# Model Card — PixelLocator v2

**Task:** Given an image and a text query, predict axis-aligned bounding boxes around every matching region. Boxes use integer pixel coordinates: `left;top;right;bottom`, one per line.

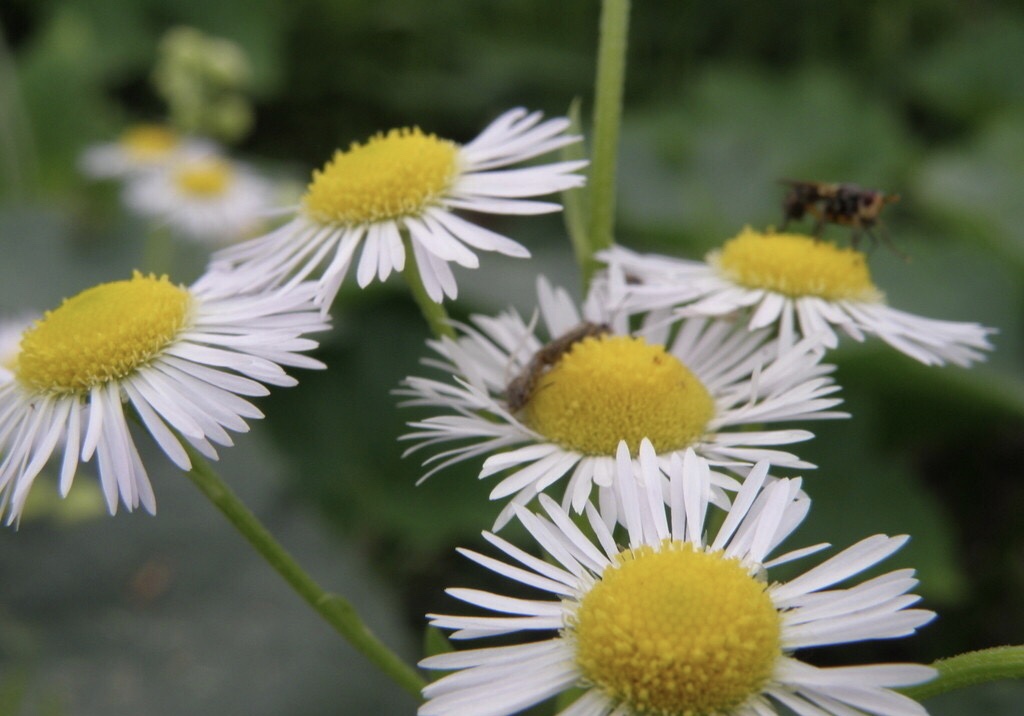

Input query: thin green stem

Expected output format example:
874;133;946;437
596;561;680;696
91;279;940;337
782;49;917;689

182;444;426;699
560;99;592;289
899;646;1024;701
584;0;630;285
401;234;456;339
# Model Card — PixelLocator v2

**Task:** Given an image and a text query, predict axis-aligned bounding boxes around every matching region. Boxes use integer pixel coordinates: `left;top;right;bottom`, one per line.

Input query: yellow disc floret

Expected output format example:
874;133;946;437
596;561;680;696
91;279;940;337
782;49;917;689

174;157;233;197
119;124;180;160
16;273;192;395
524;335;714;456
573;542;781;715
302;127;459;224
712;227;883;301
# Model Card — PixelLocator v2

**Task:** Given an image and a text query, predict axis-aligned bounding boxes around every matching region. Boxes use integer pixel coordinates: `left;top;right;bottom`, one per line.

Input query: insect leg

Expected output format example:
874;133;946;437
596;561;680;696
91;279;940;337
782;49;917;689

875;226;910;262
812;216;825;239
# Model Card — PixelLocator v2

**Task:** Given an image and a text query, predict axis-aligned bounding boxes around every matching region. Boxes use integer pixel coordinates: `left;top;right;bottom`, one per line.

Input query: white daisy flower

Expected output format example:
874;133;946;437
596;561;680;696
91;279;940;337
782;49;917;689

599;228;996;366
79;123;217;179
207;107;587;308
399;277;846;529
420;439;936;716
124;154;277;244
0;271;329;524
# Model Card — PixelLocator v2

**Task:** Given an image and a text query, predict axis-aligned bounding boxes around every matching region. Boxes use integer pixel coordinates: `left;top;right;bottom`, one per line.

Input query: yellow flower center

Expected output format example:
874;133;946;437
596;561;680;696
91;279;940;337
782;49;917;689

174;158;233;197
524;335;714;456
572;542;780;715
302;127;458;224
119;124;180;160
16;273;192;395
711;227;883;301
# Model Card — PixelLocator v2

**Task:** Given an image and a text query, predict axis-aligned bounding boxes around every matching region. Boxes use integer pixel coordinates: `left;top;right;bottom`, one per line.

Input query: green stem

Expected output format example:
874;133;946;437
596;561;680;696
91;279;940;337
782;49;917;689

182;444;426;699
900;646;1024;701
401;234;456;339
584;0;630;283
560;99;593;289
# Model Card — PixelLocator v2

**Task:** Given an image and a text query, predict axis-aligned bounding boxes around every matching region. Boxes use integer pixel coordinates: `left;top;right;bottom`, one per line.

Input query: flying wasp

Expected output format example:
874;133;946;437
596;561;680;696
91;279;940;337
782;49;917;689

779;180;902;254
505;322;611;413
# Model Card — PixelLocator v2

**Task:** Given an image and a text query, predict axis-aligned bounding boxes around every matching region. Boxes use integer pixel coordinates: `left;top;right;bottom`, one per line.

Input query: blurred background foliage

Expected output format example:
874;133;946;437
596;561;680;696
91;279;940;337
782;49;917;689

0;0;1022;714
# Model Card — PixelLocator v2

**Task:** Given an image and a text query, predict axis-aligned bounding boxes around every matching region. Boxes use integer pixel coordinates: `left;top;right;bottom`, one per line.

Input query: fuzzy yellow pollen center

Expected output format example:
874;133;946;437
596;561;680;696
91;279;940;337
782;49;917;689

712;228;883;301
524;335;714;456
573;542;781;714
120;125;180;160
174;158;233;197
302;127;459;224
16;273;192;394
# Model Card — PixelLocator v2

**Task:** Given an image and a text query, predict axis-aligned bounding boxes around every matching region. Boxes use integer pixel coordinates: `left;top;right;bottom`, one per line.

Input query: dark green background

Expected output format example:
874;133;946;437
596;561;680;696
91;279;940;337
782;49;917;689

1;1;1022;713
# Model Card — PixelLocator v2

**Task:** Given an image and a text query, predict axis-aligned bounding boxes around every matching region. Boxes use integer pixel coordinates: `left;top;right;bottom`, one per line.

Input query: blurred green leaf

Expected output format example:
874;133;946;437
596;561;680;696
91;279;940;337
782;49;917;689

14;7;118;192
924;679;1024;716
913;113;1024;271
617;66;916;252
787;399;968;605
263;292;501;559
908;14;1024;125
20;474;106;526
0;668;29;716
867;228;1023;381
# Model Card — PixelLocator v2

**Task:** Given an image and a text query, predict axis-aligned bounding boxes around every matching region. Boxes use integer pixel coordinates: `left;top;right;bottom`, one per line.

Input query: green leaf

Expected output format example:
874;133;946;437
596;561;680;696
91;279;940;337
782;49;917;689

922;680;1024;716
262;292;500;556
783;385;968;605
913;113;1024;272
907;15;1024;125
12;7;118;193
0;668;30;716
616;66;915;253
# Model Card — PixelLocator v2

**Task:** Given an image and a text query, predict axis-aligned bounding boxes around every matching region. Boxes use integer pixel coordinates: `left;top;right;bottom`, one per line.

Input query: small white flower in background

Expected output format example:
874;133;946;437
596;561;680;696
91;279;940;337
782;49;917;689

124;154;277;244
79;123;217;179
0;271;329;524
420;439;936;716
399;277;846;529
207;108;587;308
599;228;995;366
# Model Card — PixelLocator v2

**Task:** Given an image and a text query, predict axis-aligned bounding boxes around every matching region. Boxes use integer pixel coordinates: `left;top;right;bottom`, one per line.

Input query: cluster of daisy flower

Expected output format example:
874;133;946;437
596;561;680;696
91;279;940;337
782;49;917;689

399;214;994;713
3;76;999;712
2;106;585;526
80;123;279;245
78;28;272;247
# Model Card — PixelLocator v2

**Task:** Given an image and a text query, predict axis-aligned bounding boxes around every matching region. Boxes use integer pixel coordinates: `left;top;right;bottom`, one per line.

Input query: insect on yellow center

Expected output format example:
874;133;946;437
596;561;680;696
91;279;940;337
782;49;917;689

712;227;883;301
302;127;459;225
174;157;234;197
524;335;714;456
119;125;180;160
16;273;193;395
572;542;781;715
